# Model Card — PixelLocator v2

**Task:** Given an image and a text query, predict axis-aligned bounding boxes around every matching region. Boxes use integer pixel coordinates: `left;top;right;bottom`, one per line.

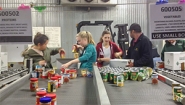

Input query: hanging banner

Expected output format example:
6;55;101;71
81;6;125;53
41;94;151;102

0;9;32;44
149;3;185;40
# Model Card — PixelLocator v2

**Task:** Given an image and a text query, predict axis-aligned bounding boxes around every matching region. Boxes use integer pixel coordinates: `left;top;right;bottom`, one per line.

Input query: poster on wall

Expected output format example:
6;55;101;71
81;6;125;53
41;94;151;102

0;9;32;44
45;27;61;48
149;3;185;41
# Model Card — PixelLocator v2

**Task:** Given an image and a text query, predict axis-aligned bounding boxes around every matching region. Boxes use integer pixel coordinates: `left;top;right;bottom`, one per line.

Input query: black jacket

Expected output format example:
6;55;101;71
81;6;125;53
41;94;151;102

125;34;154;68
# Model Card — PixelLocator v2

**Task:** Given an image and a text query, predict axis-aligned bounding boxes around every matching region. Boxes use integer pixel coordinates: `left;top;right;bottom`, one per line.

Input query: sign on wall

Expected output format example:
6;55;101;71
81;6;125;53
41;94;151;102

0;9;32;44
149;3;185;40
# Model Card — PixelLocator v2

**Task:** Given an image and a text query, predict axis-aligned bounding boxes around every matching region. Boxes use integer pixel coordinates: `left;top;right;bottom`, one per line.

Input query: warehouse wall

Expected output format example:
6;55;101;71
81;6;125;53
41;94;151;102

0;0;179;61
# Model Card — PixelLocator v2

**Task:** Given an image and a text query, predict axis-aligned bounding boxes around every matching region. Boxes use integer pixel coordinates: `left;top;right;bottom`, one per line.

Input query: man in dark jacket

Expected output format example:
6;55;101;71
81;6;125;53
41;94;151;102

125;23;154;68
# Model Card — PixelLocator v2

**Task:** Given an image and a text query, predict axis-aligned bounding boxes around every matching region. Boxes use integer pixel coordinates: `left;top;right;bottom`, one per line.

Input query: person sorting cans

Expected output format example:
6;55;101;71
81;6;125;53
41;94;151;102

96;30;123;67
125;23;153;68
22;32;65;69
61;31;97;76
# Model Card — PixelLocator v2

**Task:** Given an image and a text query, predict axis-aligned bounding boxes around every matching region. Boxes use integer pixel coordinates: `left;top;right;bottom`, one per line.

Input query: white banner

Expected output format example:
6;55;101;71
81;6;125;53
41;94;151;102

0;9;32;43
149;3;185;40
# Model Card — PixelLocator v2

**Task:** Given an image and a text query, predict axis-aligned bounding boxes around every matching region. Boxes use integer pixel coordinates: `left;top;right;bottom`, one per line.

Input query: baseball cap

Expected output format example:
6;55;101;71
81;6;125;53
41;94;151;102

128;23;142;32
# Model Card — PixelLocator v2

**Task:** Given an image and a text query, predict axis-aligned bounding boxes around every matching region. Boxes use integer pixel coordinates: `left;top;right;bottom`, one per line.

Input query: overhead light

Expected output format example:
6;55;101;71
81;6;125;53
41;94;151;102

68;0;76;2
85;0;93;2
101;0;110;2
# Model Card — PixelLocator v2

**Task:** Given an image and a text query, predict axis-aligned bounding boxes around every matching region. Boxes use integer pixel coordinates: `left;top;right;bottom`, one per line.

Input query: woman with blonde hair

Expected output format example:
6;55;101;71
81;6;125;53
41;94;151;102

61;31;97;76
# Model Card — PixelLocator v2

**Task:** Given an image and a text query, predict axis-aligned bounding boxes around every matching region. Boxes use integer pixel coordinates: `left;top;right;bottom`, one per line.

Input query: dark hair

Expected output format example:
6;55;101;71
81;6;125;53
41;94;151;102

99;30;111;42
33;33;49;45
128;23;142;33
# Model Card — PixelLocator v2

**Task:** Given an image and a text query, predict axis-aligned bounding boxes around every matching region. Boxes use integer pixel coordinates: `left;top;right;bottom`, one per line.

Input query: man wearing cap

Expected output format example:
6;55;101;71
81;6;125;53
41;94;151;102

125;23;154;68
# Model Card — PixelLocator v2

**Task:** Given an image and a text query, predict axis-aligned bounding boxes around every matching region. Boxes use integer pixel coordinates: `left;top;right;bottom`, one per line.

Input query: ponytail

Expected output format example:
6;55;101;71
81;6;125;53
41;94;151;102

77;31;95;45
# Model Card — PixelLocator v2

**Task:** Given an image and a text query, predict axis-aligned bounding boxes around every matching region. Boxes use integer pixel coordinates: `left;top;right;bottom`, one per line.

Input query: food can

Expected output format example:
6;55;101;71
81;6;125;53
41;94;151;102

172;82;180;95
107;72;110;82
123;71;129;80
130;71;138;81
102;72;108;82
173;86;182;101
117;75;124;87
109;73;114;84
74;53;79;58
137;72;145;82
63;73;70;84
114;74;119;84
81;69;87;77
48;80;56;93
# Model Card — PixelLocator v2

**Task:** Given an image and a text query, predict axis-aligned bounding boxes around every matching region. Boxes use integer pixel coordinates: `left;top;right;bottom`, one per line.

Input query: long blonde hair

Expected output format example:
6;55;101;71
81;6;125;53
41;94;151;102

76;31;95;45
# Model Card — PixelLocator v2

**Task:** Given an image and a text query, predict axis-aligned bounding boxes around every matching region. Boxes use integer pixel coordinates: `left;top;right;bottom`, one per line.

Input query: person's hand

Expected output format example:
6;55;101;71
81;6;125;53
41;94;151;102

114;52;120;58
126;61;134;67
97;58;102;63
39;60;46;66
61;62;71;69
59;48;65;53
75;44;83;49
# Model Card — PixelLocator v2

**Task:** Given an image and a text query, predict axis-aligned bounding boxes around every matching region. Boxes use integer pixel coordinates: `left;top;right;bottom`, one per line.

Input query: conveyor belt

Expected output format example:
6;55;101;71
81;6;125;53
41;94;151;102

1;77;97;105
104;79;182;105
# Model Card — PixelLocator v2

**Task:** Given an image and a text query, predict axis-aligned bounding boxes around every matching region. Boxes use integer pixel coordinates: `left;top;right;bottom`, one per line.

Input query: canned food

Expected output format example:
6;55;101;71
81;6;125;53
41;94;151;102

107;72;110;82
74;53;79;58
114;74;119;84
147;67;153;76
102;72;108;82
173;86;182;101
63;73;70;84
30;78;38;92
123;71;129;80
48;80;56;93
117;75;124;87
109;73;114;84
81;69;87;77
137;72;145;82
172;82;180;95
68;69;77;79
130;71;138;81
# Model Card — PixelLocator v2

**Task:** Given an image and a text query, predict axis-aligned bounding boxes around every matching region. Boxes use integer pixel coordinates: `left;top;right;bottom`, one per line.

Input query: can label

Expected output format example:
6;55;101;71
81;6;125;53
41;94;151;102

131;72;138;81
32;83;35;88
81;69;87;77
117;75;124;87
173;87;182;101
103;73;108;82
123;72;128;80
114;75;118;84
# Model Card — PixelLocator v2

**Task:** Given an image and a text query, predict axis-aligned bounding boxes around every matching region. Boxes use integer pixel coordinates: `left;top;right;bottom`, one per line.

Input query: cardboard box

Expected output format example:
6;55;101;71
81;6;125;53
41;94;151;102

164;52;185;70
